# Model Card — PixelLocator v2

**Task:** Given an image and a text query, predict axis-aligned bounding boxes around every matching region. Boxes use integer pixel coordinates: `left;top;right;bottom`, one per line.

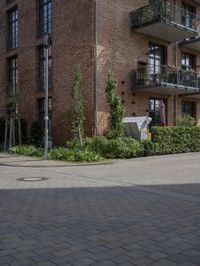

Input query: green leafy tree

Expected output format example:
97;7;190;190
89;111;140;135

105;71;125;138
69;66;85;147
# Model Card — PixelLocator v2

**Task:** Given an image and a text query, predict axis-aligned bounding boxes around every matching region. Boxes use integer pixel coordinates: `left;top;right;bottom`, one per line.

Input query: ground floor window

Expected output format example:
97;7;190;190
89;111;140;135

182;101;196;118
149;98;167;126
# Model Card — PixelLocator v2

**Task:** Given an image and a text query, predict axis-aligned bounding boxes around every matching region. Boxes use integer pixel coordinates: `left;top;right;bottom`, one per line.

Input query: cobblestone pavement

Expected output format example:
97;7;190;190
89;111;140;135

0;153;200;266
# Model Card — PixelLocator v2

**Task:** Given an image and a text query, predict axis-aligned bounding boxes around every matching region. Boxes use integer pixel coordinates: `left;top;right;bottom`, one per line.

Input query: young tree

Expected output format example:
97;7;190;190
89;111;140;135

70;66;85;147
105;71;125;138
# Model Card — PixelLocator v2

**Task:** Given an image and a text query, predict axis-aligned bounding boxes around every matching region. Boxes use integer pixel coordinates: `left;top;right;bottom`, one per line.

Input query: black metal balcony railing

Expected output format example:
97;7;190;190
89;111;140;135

132;65;200;92
131;0;200;33
6;0;15;5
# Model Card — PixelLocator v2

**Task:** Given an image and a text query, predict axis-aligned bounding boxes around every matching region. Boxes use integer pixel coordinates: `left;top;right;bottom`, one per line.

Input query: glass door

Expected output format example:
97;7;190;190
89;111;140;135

149;98;167;126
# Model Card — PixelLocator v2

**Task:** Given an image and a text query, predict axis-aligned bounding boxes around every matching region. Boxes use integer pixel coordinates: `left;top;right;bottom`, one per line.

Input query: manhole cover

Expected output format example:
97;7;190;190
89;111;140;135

17;177;48;182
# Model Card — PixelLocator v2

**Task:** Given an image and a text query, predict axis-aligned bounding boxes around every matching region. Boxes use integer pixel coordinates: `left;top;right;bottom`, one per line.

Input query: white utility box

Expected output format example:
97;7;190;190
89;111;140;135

123;116;152;141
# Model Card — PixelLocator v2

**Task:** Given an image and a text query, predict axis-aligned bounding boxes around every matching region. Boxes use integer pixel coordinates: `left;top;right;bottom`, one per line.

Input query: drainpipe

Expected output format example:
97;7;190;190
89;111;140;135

174;40;178;126
94;0;99;136
174;0;178;125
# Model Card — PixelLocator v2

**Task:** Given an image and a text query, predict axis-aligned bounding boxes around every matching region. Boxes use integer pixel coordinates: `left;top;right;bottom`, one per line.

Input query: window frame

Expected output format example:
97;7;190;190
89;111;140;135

38;45;52;90
38;0;52;36
7;56;18;95
182;100;196;118
7;7;18;51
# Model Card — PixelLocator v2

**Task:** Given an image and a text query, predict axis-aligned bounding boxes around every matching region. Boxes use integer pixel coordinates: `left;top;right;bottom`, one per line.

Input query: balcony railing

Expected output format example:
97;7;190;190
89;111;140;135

132;65;200;93
131;0;200;41
6;0;15;5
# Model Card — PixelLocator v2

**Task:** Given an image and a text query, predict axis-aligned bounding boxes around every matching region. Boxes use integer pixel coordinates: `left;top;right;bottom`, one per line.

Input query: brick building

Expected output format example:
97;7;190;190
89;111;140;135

0;0;200;145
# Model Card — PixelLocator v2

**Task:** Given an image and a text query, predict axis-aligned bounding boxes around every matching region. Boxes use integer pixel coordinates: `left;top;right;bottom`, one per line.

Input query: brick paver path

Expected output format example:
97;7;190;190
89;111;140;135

0;153;200;265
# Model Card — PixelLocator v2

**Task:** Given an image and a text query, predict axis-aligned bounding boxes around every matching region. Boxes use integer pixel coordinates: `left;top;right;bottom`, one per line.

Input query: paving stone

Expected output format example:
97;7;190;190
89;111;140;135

1;153;200;265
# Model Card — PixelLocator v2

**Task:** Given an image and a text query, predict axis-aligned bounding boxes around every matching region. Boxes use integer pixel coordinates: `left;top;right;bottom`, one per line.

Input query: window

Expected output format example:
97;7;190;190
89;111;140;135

182;3;195;29
7;56;18;94
38;97;53;138
38;46;52;90
182;101;196;117
148;43;166;75
149;98;167;126
7;8;18;50
182;53;196;70
38;0;52;36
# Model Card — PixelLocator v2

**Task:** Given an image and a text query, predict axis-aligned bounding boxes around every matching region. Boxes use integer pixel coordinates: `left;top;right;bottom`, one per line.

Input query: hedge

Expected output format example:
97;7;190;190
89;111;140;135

149;126;200;155
6;126;200;161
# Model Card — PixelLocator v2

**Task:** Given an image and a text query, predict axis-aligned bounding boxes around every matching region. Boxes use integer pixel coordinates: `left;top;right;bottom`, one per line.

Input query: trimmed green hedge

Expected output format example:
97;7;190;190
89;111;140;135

149;126;200;155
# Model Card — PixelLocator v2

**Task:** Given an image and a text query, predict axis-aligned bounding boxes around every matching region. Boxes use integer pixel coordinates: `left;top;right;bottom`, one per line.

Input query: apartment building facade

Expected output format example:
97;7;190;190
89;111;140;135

0;0;200;145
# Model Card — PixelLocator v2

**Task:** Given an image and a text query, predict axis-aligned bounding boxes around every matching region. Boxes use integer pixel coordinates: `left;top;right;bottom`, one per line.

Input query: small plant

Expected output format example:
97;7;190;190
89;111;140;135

68;66;85;147
177;115;195;127
105;71;125;138
48;148;103;162
10;145;44;157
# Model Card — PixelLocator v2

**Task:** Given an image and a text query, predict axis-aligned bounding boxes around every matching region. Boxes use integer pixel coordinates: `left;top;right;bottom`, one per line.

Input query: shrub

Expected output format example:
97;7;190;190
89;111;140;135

67;136;143;159
105;138;143;159
48;148;102;162
29;121;43;146
177;115;195;127
151;126;200;154
10;145;44;157
84;136;109;157
141;140;165;156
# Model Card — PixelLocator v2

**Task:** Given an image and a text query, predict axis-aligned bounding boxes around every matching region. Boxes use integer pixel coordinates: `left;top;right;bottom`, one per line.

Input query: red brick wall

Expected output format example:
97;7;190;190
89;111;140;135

1;0;200;145
0;0;95;145
96;0;200;132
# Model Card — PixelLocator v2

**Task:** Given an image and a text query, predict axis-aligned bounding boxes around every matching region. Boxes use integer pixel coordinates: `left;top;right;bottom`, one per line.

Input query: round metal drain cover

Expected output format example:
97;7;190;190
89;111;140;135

17;177;48;182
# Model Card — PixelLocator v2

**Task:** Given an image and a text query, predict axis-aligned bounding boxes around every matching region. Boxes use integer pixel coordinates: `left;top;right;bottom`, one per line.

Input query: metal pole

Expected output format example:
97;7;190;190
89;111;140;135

94;0;99;136
44;44;49;160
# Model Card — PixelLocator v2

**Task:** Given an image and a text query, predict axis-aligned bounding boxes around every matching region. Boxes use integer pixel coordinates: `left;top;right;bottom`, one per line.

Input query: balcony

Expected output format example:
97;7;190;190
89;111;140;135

132;65;200;96
131;1;200;42
6;0;15;5
180;36;200;52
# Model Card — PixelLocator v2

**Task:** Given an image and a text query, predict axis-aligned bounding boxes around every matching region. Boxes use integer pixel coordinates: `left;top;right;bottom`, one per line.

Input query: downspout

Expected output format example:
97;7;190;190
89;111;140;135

174;0;178;126
94;0;99;136
174;40;178;126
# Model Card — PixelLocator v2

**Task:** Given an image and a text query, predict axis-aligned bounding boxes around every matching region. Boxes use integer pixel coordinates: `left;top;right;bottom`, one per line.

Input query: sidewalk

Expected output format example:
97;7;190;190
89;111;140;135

0;153;112;168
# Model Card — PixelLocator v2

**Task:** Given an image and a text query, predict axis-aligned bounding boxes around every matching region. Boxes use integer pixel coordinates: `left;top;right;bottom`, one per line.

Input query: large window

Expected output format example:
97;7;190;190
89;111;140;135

7;56;18;94
38;0;52;36
38;46;52;90
148;43;166;75
182;52;196;70
7;8;18;50
182;101;196;118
